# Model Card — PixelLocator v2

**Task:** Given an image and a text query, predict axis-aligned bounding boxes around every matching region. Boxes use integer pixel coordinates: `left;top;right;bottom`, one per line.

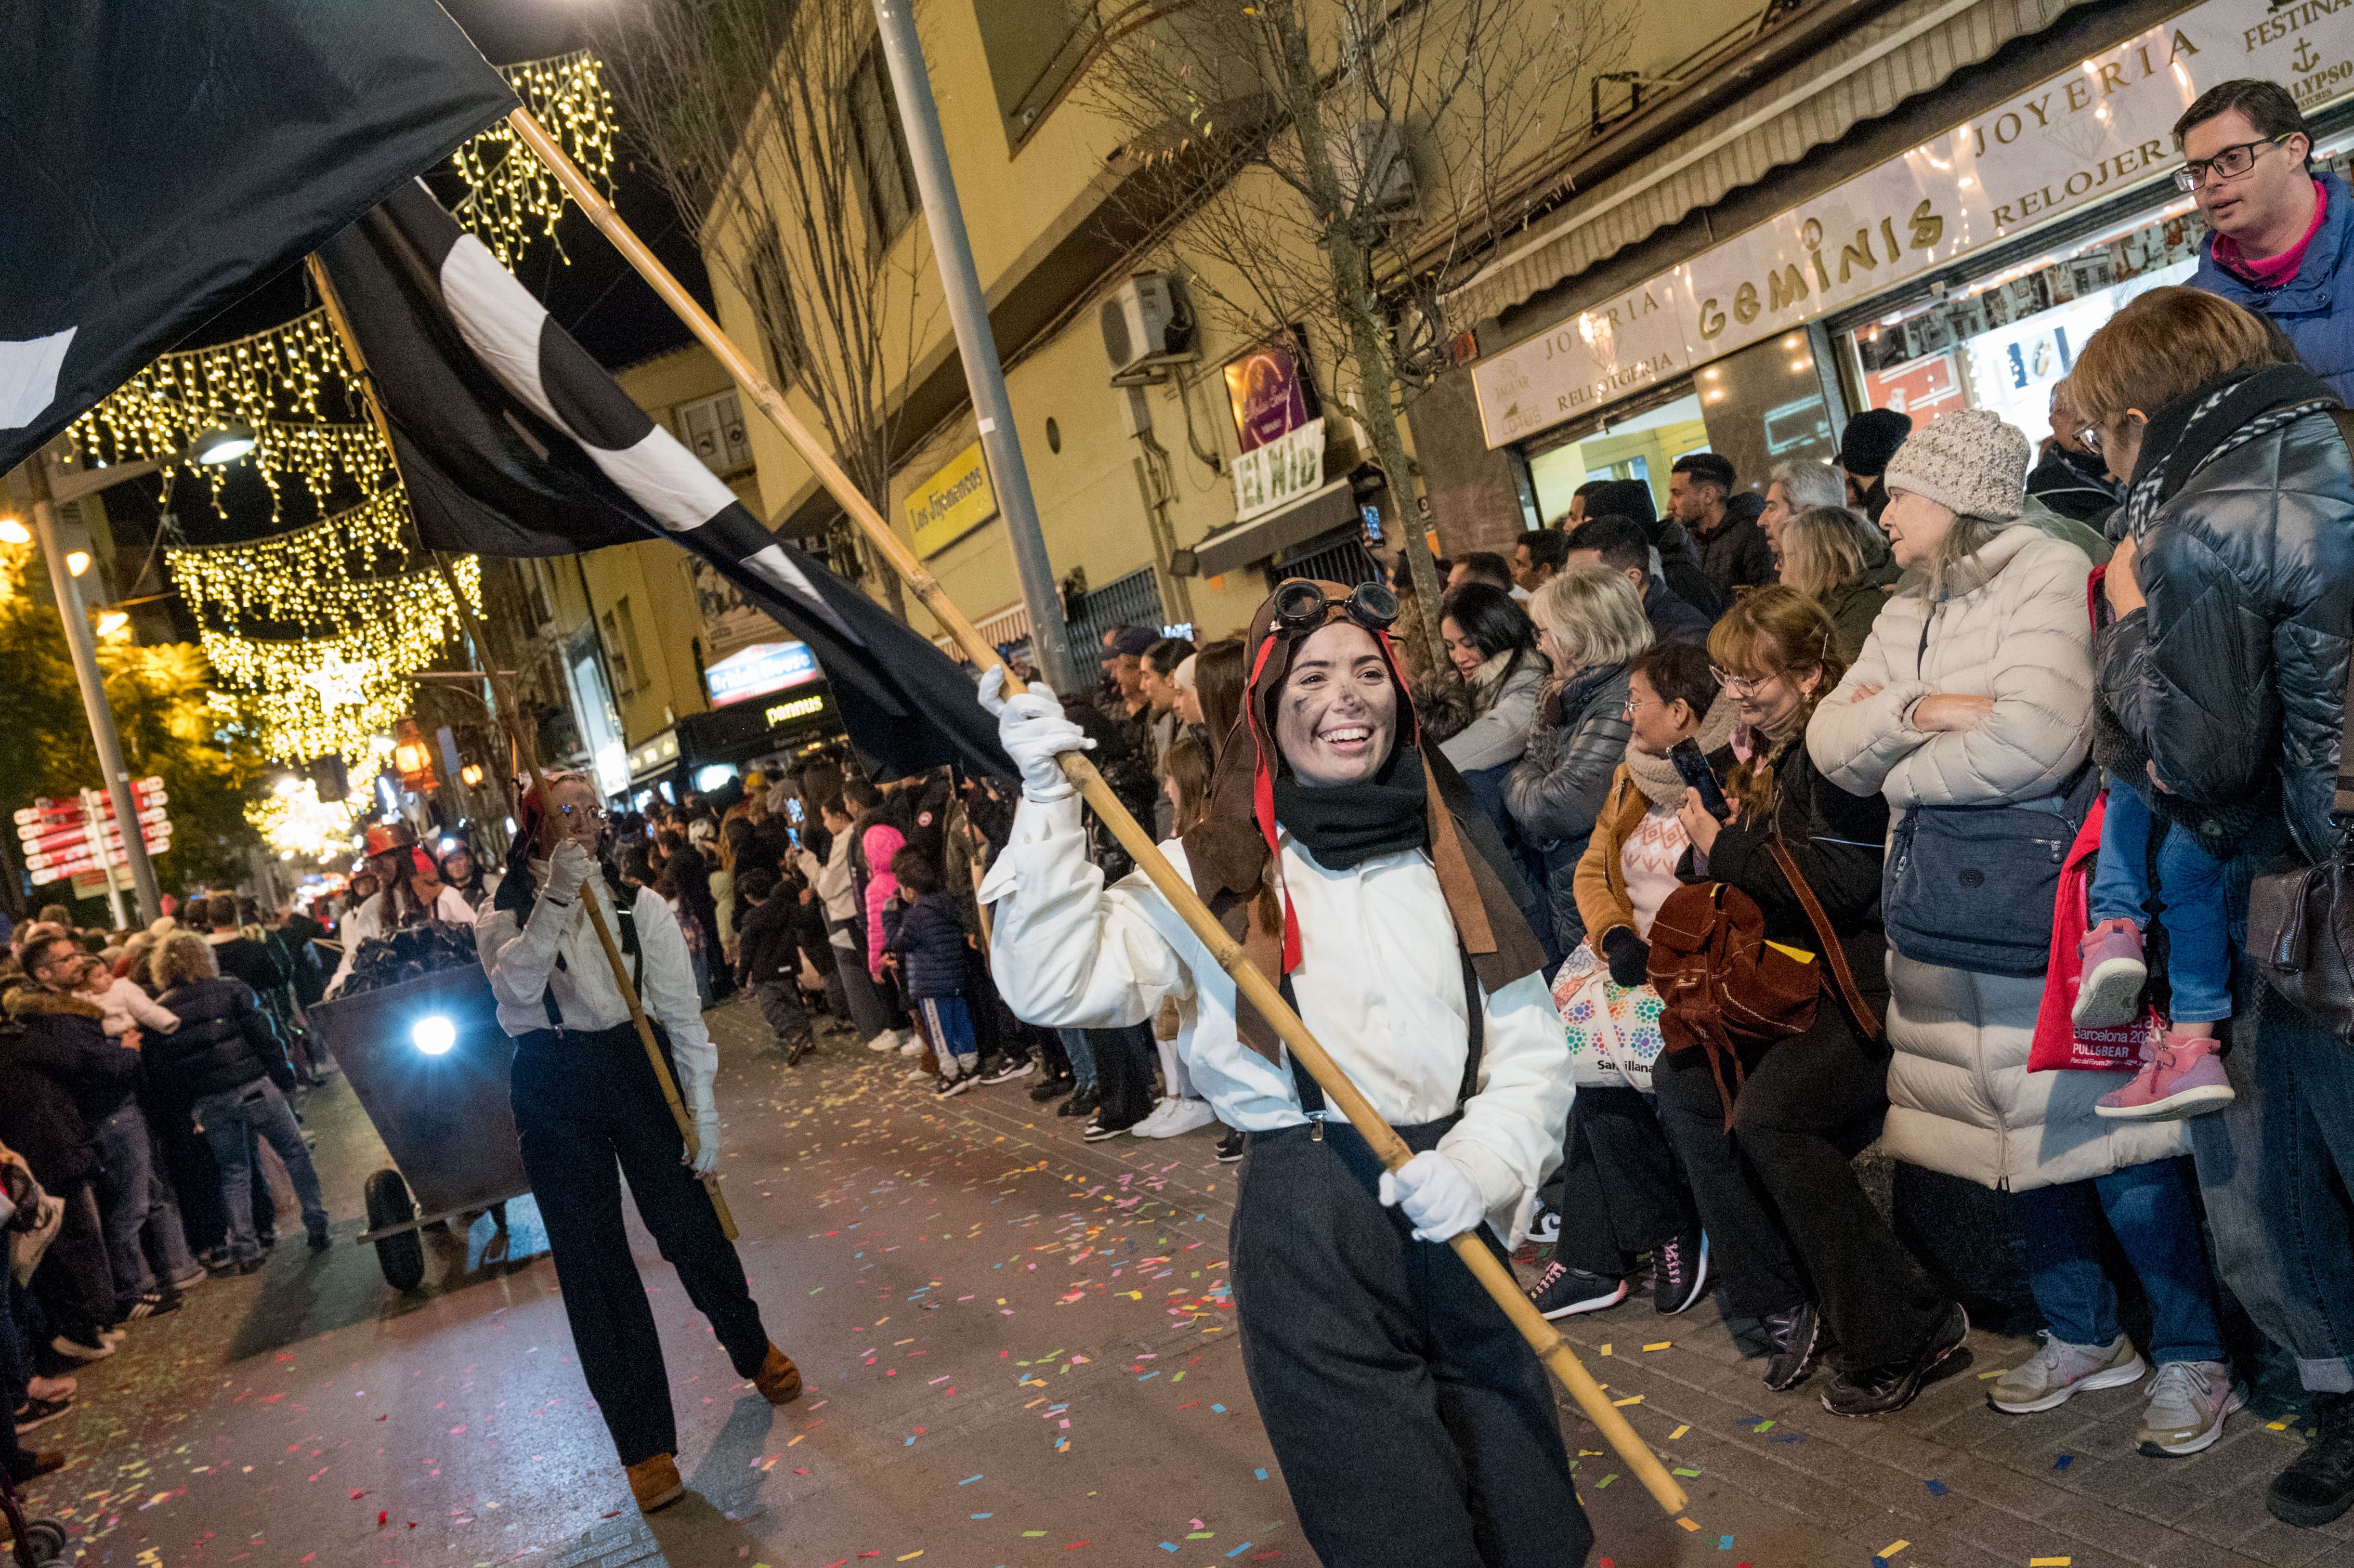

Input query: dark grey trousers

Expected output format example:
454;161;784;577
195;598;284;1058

1233;1117;1590;1568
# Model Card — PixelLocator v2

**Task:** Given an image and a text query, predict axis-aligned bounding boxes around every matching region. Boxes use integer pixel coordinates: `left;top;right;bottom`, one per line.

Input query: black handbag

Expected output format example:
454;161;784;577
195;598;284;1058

2244;411;2354;1038
1884;765;2098;978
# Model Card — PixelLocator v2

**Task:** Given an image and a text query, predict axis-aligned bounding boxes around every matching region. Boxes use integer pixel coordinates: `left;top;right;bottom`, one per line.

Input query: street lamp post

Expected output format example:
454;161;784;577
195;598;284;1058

24;451;164;926
870;0;1079;695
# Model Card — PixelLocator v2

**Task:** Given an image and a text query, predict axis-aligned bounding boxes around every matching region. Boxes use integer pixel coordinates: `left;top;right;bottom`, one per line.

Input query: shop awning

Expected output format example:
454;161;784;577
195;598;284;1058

1443;0;2052;328
1191;477;1359;580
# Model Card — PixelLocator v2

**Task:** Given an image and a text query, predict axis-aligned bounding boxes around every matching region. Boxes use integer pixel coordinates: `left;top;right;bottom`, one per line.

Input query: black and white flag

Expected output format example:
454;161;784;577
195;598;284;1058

316;182;1010;780
0;0;515;477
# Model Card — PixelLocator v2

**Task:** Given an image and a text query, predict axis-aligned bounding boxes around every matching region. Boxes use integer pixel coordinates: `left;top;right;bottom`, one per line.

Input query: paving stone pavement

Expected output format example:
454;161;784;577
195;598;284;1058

16;995;2346;1568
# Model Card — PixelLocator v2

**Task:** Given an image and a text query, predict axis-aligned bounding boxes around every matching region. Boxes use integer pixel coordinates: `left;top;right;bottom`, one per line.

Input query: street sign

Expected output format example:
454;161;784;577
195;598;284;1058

16;778;171;886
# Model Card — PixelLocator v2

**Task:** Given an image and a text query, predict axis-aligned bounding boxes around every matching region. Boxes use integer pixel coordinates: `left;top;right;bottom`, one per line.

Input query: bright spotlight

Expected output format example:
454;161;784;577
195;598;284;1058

66;551;90;577
411;1015;456;1056
0;519;28;544
192;422;258;466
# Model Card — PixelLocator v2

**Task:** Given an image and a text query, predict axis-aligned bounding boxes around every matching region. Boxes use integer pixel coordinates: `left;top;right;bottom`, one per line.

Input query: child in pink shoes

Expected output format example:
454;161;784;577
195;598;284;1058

2073;778;2234;1121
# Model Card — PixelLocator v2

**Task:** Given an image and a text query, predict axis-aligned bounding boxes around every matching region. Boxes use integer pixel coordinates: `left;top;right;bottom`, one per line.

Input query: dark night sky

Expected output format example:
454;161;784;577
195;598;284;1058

103;0;711;611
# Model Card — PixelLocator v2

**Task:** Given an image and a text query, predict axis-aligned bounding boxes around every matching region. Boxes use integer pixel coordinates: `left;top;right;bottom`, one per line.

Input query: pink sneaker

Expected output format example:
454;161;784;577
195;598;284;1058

2073;918;2148;1029
2095;1032;2234;1121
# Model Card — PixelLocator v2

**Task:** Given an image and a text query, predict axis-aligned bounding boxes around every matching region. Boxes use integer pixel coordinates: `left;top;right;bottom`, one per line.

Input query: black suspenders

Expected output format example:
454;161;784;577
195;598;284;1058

535;894;643;1032
1278;947;1486;1139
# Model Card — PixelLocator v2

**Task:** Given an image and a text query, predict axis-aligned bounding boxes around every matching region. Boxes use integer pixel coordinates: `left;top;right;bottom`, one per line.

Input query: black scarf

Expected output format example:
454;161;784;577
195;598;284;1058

1272;743;1432;869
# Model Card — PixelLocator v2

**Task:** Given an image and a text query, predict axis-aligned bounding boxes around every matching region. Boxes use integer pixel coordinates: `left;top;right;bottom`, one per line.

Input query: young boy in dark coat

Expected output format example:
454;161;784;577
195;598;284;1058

735;870;814;1063
881;847;979;1095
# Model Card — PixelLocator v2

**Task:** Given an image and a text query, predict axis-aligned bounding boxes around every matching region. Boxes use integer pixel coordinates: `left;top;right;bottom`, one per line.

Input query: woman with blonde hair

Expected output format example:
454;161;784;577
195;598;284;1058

1655;587;1961;1413
1777;505;1899;659
1503;564;1653;950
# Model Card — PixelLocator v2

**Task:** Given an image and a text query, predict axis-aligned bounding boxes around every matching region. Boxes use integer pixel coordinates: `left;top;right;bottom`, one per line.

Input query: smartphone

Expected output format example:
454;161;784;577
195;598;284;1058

1669;738;1733;822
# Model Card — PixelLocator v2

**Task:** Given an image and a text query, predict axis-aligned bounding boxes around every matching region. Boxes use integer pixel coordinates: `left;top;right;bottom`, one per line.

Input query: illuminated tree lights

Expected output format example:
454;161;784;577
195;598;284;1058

249;774;367;863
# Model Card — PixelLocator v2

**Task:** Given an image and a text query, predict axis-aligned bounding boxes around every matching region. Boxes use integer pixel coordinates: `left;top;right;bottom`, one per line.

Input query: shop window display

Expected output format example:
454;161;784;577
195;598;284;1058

1847;141;2352;442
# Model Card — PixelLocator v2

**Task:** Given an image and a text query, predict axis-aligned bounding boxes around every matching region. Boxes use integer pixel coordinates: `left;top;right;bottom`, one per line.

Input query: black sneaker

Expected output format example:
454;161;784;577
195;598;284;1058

1081;1117;1126;1142
1058;1086;1101;1119
1649;1231;1708;1316
1214;1128;1245;1163
124;1290;181;1321
1820;1303;1971;1417
307;1224;332;1253
782;1029;815;1065
12;1396;72;1431
1761;1301;1824;1391
1527;1204;1561;1246
978;1056;1035;1086
1030;1073;1075;1104
2271;1391;2354;1527
1526;1260;1628;1320
934;1072;975;1098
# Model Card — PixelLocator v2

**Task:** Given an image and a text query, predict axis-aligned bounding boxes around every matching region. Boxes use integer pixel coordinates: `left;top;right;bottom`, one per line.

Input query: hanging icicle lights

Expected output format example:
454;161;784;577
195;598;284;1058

452;50;619;267
165;488;421;633
67;51;619;511
197;557;482;766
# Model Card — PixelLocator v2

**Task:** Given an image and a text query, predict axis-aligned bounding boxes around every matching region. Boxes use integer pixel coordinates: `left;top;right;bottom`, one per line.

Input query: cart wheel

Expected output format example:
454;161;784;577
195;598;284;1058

364;1169;426;1292
25;1518;68;1564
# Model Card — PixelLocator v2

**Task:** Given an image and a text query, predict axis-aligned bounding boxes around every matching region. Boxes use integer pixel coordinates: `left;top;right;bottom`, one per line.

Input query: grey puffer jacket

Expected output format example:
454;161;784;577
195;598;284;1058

1503;661;1634;945
2098;400;2354;865
1439;650;1546;774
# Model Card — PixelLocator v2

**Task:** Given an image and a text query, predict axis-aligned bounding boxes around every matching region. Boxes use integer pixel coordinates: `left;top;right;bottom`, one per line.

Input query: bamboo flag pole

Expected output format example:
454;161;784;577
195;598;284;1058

504;108;1683;1516
304;254;739;1241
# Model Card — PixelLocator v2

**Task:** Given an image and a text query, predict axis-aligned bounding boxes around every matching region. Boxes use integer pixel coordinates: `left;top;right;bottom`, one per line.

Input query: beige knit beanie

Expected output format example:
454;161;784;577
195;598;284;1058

1881;408;2029;520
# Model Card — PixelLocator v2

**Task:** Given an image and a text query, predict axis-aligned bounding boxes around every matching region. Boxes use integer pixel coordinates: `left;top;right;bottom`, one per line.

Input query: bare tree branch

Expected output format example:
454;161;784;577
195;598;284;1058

600;0;943;622
1083;0;1633;673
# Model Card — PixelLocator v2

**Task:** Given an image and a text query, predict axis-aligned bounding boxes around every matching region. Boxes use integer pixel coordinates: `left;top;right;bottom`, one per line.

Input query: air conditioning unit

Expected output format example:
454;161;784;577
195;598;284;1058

1343;121;1416;214
1101;272;1191;377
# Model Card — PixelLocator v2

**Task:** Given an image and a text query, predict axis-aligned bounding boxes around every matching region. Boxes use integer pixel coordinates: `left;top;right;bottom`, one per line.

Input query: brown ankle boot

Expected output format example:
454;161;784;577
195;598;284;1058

753;1343;803;1405
626;1452;684;1513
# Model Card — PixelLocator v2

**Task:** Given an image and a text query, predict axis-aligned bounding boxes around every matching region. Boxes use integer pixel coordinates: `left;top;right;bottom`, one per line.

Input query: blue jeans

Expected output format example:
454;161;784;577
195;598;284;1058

94;1102;156;1310
2089;778;2233;1023
1057;1029;1098;1093
192;1078;329;1264
2012;1158;2226;1364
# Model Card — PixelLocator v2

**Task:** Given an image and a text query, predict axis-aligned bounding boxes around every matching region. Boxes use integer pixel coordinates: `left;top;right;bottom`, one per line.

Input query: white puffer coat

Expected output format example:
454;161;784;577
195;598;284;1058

1809;521;2183;1191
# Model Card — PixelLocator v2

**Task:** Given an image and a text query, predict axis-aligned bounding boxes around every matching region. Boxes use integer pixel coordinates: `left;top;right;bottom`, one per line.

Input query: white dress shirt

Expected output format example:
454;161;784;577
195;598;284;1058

474;871;717;1116
979;795;1573;1242
324;884;477;998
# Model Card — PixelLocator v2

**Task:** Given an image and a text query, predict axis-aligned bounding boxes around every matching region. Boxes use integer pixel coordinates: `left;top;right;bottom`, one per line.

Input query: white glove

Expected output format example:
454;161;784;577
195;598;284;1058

978;665;1093;802
544;838;593;904
686;1079;721;1174
1378;1149;1486;1243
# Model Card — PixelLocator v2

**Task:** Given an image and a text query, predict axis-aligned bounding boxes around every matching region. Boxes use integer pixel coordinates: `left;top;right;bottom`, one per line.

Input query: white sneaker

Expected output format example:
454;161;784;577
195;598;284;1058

1989;1332;2146;1414
898;1036;925;1057
1127;1098;1180;1138
865;1031;899;1053
2137;1360;2244;1456
1137;1099;1217;1138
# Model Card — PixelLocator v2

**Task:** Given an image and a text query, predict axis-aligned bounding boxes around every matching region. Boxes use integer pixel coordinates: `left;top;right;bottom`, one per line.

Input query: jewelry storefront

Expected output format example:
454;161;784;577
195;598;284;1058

1451;0;2354;522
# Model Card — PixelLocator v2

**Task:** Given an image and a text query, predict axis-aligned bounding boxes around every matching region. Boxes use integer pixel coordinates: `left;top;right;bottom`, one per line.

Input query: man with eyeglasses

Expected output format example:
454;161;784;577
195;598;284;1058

2179;79;2353;399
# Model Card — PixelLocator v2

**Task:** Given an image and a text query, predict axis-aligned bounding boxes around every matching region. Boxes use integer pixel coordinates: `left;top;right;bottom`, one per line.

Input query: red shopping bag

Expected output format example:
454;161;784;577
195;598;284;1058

2029;787;2164;1072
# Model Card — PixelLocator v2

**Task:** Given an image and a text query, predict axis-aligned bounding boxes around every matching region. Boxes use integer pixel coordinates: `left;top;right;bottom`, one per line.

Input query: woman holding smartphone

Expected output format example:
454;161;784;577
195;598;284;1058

1653;587;1962;1415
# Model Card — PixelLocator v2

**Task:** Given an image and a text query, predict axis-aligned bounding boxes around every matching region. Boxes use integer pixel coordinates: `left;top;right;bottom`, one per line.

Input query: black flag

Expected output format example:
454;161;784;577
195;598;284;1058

316;182;1012;781
0;1;515;477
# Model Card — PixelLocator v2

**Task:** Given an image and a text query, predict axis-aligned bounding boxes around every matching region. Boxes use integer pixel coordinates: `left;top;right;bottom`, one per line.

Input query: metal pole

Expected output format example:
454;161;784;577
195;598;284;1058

869;0;1078;694
29;454;162;925
81;789;128;930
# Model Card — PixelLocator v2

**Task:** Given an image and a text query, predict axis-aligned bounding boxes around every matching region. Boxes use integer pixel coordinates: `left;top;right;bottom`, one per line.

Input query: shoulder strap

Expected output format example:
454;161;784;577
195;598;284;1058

2330;409;2354;822
1764;838;1880;1043
1277;946;1484;1119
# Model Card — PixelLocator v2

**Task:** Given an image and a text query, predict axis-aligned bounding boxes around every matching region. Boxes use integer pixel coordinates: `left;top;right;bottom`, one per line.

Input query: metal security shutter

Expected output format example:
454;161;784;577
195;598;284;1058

1065;566;1165;685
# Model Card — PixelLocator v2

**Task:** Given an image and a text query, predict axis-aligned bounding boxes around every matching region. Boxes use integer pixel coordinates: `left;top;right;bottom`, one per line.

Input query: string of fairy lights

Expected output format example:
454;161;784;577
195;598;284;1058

79;51;623;779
